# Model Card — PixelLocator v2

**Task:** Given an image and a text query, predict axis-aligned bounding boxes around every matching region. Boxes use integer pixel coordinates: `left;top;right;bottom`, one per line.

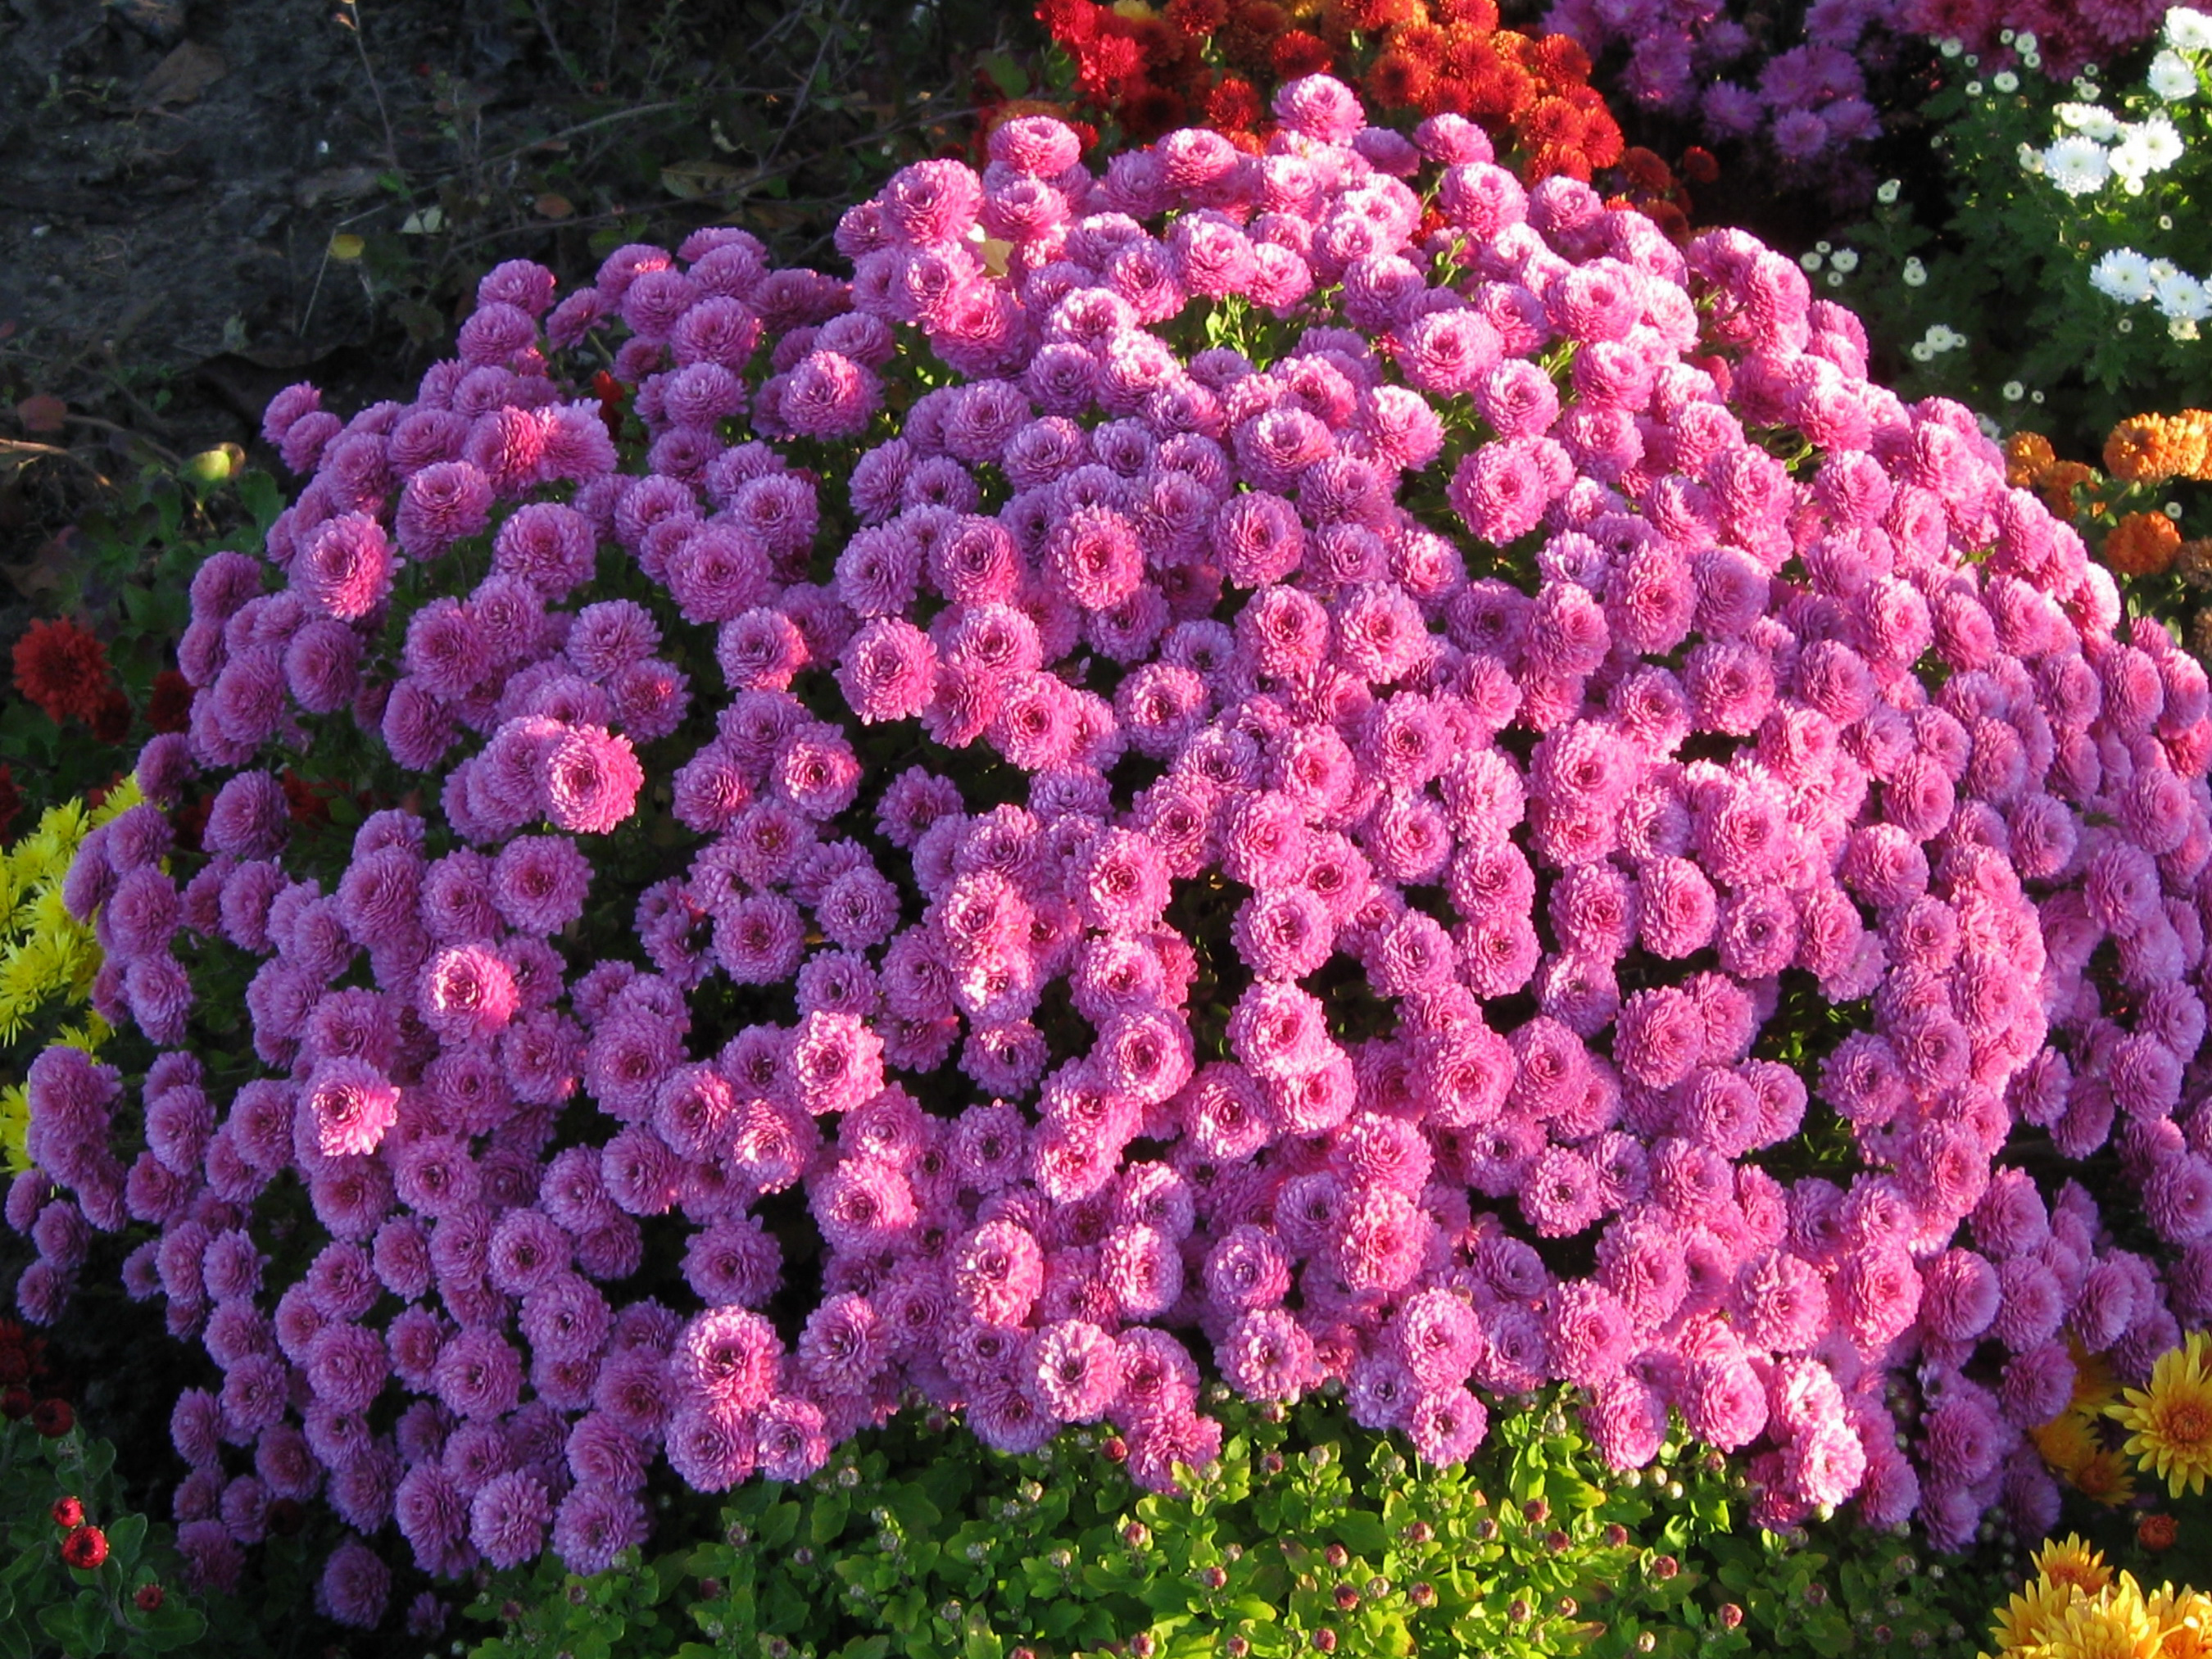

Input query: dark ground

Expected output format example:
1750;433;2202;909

0;0;1007;567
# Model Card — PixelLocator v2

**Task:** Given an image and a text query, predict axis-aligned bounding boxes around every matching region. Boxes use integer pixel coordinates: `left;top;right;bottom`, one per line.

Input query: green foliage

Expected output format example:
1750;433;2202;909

0;1413;213;1659
460;1391;2015;1659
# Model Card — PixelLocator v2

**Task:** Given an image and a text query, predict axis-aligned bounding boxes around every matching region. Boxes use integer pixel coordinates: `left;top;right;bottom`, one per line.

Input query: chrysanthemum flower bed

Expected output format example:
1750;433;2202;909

19;68;2212;1628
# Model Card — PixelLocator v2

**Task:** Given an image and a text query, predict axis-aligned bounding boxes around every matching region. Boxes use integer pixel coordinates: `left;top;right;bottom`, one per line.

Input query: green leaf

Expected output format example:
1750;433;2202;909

105;1514;144;1574
812;1490;850;1547
1333;1512;1387;1559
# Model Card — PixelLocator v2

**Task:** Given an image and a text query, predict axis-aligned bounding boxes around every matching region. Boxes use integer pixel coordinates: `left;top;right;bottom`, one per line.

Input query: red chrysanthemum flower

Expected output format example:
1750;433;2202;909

11;619;115;726
1122;82;1191;140
147;669;193;734
60;1525;107;1570
1165;0;1229;36
1205;74;1266;131
32;1398;72;1437
1271;29;1335;78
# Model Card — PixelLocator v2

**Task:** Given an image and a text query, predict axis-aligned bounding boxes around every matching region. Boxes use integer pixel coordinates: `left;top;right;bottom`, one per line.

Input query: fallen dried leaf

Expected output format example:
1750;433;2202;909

15;395;67;435
328;233;365;261
138;39;226;107
533;193;574;220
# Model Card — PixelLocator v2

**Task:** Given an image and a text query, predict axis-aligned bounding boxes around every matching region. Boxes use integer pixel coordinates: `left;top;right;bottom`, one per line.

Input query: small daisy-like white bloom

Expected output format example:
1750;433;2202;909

1939;36;1964;57
2091;247;2156;301
1993;70;2019;92
2150;48;2199;97
1877;179;1902;203
2043;135;2114;194
2003;381;2026;401
2056;102;2124;139
2016;30;2038;52
1831;249;1860;274
2174;316;2203;341
2171;502;2187;519
2018;143;2045;172
1801;251;1824;271
1902;257;1928;288
1910;342;1934;361
2168;7;2212;52
2022;49;2042;68
1965;79;1983;95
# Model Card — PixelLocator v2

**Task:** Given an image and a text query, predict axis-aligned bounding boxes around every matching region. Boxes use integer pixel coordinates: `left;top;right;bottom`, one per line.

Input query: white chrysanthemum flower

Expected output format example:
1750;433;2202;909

1831;249;1860;274
2090;248;2156;301
1993;70;2019;92
2002;381;2026;401
2168;6;2212;51
1902;257;1928;288
2150;48;2200;97
2154;269;2212;322
2056;102;2124;139
1876;179;1902;202
2137;116;2185;169
2015;30;2038;52
2111;136;2154;178
2043;135;2113;194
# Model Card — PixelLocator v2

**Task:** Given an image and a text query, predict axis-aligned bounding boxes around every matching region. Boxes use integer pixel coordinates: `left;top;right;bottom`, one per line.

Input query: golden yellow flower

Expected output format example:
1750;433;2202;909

2039;1538;2118;1599
2155;1588;2212;1659
2112;1334;2212;1498
2047;1575;2165;1659
2072;1448;2140;1507
2073;1339;2122;1416
1995;1574;2083;1654
2033;1411;2105;1476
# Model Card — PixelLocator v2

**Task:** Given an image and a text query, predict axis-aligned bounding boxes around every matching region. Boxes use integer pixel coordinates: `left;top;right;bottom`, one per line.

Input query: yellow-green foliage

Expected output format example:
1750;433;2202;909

0;781;139;1172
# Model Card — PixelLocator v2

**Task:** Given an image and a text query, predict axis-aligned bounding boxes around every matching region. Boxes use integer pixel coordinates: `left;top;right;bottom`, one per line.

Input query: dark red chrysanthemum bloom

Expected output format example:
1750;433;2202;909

11;619;115;725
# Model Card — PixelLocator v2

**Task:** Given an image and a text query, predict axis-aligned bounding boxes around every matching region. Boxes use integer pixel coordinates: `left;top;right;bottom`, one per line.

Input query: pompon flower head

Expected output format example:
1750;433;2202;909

27;70;2212;1596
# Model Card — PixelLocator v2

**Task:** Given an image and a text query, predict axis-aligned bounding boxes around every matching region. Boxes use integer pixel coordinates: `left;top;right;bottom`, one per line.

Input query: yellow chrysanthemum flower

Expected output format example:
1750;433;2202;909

2038;1538;2118;1599
2047;1575;2166;1659
1995;1575;2083;1653
2035;1410;2105;1476
2112;1334;2212;1498
0;1084;27;1176
2072;1448;2140;1507
2156;1588;2212;1659
2073;1338;2123;1419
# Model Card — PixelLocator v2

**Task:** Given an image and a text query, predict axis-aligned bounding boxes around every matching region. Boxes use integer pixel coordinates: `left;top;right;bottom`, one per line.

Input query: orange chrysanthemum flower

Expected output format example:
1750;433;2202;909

2106;415;2188;485
11;618;116;728
2105;512;2183;578
2006;429;2058;487
1530;31;1593;84
1364;49;1433;106
1340;0;1419;28
1388;20;1448;61
2039;460;2101;519
1433;0;1499;26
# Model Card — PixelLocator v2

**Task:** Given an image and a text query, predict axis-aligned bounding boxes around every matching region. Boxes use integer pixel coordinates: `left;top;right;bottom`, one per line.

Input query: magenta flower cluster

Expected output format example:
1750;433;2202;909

17;70;2212;1617
1543;0;2170;171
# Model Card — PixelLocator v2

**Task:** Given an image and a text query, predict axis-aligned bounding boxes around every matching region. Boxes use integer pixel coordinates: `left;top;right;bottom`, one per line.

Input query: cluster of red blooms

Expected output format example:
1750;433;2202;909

1032;0;1700;233
0;1316;72;1435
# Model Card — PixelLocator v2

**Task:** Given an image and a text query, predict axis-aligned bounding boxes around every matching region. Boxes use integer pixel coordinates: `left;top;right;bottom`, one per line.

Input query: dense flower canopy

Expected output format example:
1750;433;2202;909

18;70;2212;1625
